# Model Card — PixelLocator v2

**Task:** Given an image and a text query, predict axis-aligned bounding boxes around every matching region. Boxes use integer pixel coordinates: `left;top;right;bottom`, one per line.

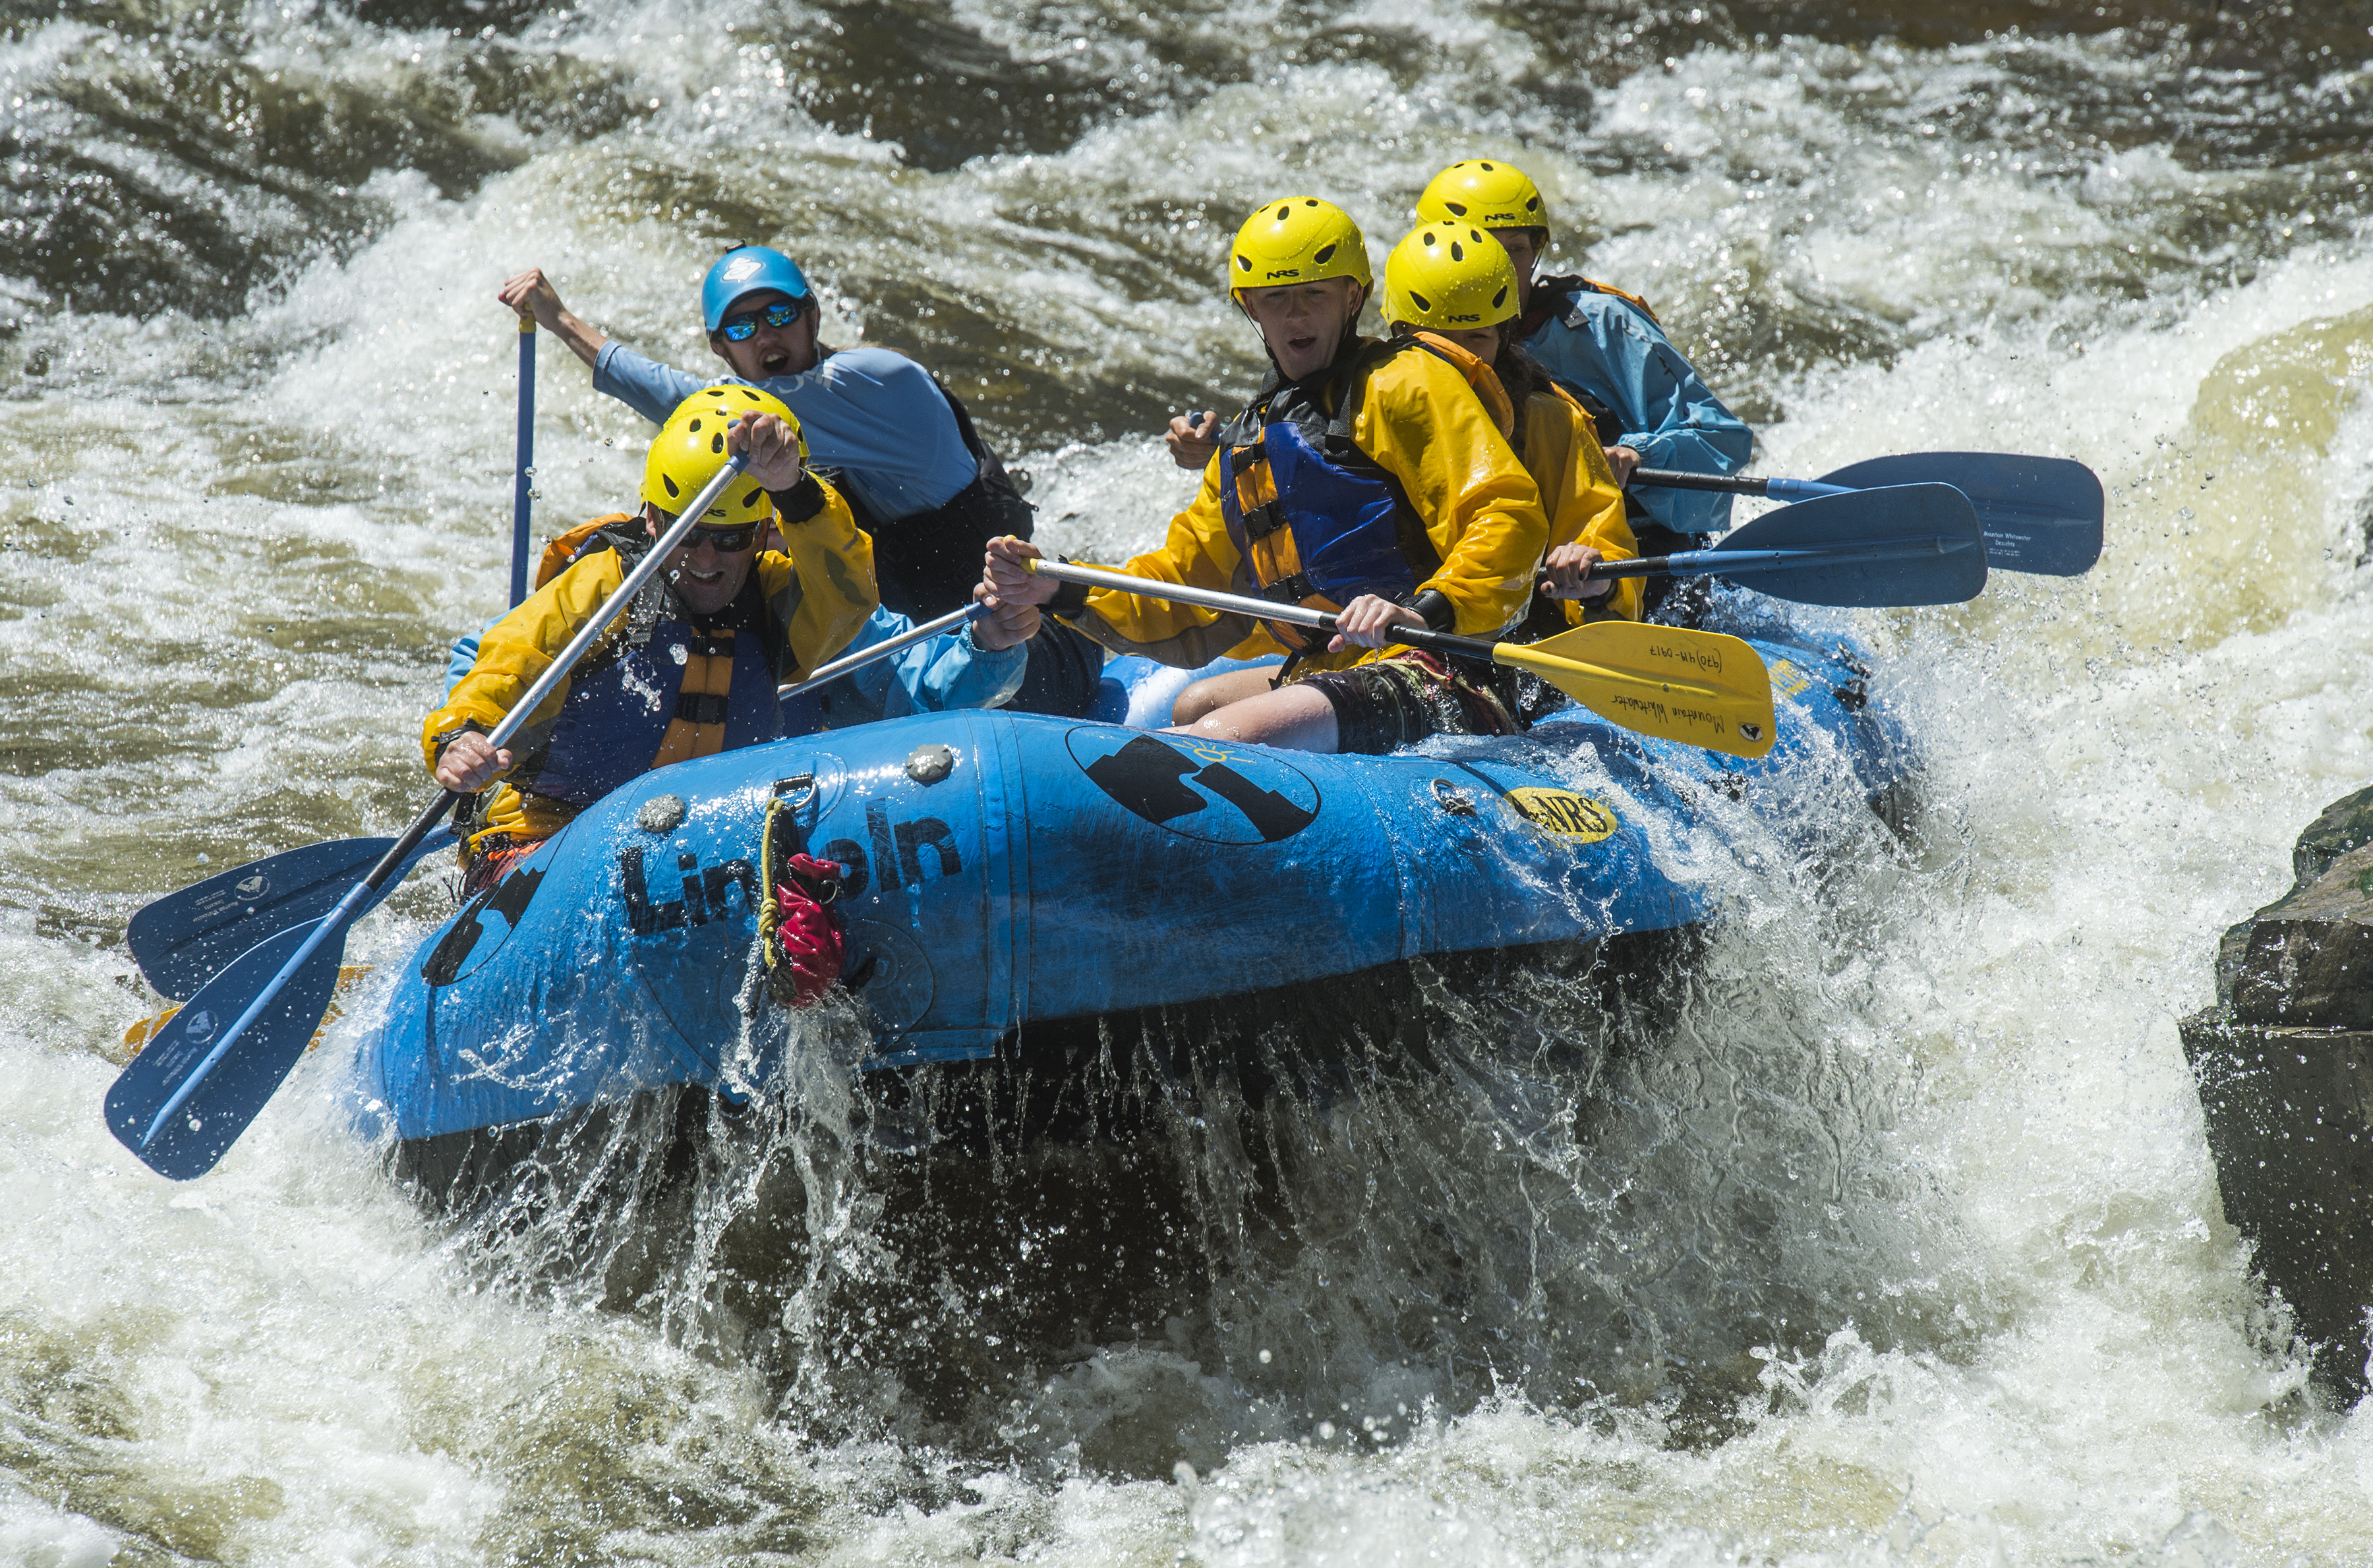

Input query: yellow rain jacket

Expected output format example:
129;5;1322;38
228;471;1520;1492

1522;382;1643;627
423;483;875;850
1061;334;1550;675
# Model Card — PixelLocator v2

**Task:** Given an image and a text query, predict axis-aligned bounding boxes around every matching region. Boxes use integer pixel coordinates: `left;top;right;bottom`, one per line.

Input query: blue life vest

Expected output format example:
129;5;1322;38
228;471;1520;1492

1215;335;1450;651
510;525;823;809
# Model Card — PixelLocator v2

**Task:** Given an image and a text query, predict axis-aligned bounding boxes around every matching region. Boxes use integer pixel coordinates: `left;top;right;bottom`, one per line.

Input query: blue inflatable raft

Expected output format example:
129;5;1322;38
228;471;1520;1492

347;612;1912;1149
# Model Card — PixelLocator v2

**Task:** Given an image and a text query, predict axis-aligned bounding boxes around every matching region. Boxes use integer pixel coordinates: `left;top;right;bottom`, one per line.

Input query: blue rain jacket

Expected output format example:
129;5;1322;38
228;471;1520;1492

1521;281;1755;537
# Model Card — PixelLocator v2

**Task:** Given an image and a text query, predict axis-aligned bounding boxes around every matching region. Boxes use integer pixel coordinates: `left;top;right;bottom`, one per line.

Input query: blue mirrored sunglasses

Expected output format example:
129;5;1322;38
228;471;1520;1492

718;300;804;342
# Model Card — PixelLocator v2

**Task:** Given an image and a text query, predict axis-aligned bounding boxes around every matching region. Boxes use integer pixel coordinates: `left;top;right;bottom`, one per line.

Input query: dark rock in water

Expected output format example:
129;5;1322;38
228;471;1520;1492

2183;789;2373;1397
2293;783;2373;888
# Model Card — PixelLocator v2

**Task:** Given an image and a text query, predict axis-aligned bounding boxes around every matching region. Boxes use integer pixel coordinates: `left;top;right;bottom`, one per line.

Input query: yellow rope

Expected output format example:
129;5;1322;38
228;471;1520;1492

755;796;783;977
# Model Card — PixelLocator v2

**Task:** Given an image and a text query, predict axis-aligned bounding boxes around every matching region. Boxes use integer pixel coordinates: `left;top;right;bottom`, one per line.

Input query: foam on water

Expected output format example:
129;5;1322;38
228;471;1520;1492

5;0;2373;1559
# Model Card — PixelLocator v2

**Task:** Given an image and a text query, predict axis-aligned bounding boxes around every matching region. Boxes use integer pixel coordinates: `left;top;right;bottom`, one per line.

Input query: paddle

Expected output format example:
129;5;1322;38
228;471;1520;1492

510;317;537;606
1025;558;1776;759
776;602;985;699
106;448;758;1180
1577;482;1985;608
125;830;457;1002
1630;450;2103;576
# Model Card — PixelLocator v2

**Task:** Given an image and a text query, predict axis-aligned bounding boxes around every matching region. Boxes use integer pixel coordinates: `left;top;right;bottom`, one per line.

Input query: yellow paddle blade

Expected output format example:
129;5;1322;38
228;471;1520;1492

1496;622;1776;759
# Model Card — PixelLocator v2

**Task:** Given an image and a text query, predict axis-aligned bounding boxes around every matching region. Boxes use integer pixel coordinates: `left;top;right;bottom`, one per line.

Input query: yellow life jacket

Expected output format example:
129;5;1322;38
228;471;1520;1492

1215;333;1515;650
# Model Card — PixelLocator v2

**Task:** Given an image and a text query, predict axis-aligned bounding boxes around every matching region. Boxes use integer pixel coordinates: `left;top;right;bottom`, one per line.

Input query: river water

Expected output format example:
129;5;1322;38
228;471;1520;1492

6;0;2373;1561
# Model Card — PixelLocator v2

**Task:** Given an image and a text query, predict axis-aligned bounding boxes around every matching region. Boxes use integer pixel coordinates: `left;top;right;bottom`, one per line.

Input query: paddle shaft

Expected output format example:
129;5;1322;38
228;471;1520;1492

1029;558;1513;666
1631;467;1846;503
134;451;753;1153
511;318;537;607
1030;557;1604;678
1587;530;1981;583
777;602;984;699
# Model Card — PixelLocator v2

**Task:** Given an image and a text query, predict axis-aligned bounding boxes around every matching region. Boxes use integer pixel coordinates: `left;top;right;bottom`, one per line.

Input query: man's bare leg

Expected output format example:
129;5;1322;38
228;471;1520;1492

1165;682;1339;753
1169;667;1279;726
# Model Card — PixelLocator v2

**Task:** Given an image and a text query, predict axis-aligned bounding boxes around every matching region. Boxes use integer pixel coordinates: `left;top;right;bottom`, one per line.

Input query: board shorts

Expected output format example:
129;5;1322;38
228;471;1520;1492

1288;649;1520;755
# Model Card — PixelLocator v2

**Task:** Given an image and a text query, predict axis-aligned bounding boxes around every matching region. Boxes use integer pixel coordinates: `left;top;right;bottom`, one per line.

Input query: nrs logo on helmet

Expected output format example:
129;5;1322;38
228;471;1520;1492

1227;196;1371;306
1413;160;1550;236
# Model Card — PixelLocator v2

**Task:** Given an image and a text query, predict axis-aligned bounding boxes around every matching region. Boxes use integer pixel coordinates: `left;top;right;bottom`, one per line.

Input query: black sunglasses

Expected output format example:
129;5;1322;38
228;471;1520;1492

686;522;761;554
718;300;804;342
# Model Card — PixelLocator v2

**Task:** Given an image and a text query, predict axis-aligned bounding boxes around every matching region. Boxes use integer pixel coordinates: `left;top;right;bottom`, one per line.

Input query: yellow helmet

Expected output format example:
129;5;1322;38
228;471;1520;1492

1228;196;1371;301
1382;222;1519;332
641;384;802;525
1414;160;1548;234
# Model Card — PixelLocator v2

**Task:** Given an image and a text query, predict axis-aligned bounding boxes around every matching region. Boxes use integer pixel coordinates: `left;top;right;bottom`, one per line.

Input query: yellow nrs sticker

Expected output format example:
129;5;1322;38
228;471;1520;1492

1506;788;1618;843
1769;658;1812;699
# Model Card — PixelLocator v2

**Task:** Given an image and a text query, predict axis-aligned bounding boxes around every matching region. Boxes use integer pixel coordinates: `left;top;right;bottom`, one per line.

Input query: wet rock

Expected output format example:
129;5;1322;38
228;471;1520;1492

2293;782;2373;886
2183;787;2373;1397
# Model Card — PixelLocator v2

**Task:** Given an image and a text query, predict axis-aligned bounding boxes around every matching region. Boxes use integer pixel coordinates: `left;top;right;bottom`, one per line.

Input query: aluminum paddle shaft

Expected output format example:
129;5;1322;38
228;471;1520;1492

778;602;983;699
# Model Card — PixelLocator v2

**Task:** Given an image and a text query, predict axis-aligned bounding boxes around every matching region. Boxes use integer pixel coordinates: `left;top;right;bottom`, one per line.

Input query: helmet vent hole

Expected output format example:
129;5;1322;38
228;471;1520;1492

663;475;681;499
1313;243;1336;264
1492;285;1508;308
1421;231;1437;247
1275;204;1292;221
1445;200;1467;216
688;419;702;433
711;434;725;454
1479;161;1496;170
1236;254;1252;272
1450;241;1464;261
742;487;764;509
1410;289;1432;312
1525;196;1540;212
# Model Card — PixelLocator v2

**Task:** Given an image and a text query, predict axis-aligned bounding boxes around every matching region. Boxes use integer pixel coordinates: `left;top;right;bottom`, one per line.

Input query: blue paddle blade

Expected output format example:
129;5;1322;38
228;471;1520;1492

104;918;350;1180
1817;451;2103;576
127;830;455;1001
1711;482;1986;606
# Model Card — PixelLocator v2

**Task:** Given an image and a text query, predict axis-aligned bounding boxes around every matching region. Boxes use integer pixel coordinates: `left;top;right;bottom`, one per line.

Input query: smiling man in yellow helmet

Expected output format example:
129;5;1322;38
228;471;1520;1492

1415;159;1751;613
987;196;1548;755
425;385;879;888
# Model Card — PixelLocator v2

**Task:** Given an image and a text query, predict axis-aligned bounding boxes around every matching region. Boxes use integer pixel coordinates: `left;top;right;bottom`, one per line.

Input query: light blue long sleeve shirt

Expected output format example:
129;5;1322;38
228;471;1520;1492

811;605;1026;729
443;604;1024;730
1521;283;1755;537
592;341;978;523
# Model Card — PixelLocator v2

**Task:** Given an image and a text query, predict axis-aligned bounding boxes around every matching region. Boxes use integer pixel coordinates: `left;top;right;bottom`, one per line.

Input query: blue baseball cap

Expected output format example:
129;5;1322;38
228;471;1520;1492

701;247;813;332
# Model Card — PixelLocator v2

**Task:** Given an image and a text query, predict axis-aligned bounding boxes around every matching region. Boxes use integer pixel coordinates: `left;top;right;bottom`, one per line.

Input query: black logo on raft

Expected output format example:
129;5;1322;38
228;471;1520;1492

1066;730;1320;845
819;801;962;901
422;865;546;987
608;803;964;944
620;848;757;937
